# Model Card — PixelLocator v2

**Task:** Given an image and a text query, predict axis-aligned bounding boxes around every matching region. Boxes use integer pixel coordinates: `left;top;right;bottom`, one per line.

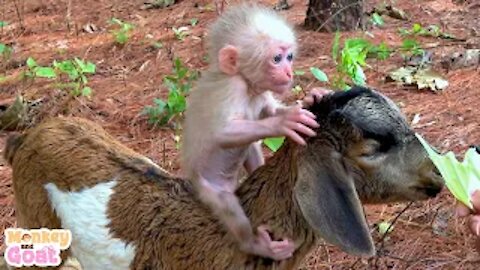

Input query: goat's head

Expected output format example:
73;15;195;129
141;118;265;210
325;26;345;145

293;86;443;257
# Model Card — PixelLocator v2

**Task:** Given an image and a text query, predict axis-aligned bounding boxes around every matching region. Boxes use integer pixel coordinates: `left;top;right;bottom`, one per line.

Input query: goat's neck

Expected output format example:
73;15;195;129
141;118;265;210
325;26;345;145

236;142;316;248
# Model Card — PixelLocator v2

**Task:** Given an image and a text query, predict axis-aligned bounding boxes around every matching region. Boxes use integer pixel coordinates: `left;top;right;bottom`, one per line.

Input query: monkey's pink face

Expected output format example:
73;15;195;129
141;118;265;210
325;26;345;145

260;44;294;95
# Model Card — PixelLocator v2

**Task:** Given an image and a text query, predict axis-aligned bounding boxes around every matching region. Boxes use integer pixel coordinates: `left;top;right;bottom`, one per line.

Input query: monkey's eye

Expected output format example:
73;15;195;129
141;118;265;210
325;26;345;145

286;53;294;62
273;54;282;64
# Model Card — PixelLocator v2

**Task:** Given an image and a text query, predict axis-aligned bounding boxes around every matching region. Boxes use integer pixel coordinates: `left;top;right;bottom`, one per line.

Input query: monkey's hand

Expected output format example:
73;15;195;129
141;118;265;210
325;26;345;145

266;106;319;145
299;87;334;108
241;225;294;260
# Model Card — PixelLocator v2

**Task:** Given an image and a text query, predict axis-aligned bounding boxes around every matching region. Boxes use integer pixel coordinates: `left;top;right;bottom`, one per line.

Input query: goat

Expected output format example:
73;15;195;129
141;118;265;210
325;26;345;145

4;86;443;269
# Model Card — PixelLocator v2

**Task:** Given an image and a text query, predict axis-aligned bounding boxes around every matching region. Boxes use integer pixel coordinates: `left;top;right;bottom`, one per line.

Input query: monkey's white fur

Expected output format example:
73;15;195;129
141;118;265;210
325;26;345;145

207;4;296;74
182;4;294;181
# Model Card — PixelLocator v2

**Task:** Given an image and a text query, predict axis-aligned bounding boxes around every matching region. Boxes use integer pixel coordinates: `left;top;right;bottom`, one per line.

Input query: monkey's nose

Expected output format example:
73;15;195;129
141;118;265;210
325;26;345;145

284;67;292;79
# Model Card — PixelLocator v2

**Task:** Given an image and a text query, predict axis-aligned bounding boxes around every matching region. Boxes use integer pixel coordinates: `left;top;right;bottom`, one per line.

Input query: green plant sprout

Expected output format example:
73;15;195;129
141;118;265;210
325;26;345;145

26;57;96;97
143;57;198;127
370;13;384;26
0;21;8;27
0;43;13;61
172;26;189;41
293;69;305;76
416;133;480;209
399;23;456;39
400;39;424;57
190;18;199;26
378;221;394;236
109;18;135;45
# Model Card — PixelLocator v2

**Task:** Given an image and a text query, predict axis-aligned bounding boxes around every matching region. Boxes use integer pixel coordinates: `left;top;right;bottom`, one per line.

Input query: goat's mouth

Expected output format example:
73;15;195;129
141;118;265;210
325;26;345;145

412;185;443;198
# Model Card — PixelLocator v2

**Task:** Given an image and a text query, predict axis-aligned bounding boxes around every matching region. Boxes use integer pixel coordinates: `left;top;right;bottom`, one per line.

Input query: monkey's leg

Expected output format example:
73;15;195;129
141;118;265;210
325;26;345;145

195;177;294;260
244;142;264;175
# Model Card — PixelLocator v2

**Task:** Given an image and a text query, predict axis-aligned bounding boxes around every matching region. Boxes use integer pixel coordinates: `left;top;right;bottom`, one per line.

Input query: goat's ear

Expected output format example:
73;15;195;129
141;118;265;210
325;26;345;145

294;150;375;257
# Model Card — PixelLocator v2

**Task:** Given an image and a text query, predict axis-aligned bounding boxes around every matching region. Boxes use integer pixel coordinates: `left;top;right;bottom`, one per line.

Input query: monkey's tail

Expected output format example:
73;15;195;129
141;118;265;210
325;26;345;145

3;133;25;166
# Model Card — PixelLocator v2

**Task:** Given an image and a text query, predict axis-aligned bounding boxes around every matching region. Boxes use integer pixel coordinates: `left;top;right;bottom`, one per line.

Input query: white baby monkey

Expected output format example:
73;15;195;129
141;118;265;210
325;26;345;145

182;3;328;260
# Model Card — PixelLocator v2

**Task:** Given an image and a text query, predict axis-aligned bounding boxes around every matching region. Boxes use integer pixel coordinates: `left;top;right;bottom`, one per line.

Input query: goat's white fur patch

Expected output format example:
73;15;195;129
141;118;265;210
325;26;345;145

44;181;135;270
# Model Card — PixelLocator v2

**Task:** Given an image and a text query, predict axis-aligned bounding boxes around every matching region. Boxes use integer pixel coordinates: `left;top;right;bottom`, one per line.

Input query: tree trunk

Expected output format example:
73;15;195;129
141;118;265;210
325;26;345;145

304;0;364;32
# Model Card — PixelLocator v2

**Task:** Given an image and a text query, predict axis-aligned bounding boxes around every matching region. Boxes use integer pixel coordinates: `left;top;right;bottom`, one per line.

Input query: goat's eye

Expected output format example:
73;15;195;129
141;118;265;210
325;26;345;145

359;140;381;157
273;54;282;64
286;53;294;62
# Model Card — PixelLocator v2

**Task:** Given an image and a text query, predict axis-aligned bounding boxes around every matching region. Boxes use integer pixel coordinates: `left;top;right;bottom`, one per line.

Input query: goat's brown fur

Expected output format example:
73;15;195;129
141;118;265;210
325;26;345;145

5;87;443;269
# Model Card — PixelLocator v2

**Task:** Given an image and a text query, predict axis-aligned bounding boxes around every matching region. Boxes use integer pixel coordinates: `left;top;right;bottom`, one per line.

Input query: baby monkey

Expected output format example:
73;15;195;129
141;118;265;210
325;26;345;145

182;4;324;260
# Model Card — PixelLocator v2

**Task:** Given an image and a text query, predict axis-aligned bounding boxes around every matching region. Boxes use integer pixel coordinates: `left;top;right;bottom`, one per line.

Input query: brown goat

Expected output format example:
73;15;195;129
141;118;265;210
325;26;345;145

4;86;443;270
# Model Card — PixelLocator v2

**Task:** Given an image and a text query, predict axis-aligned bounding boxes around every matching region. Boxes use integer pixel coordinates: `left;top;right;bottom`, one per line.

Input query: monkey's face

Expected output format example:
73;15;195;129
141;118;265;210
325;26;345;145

258;43;294;95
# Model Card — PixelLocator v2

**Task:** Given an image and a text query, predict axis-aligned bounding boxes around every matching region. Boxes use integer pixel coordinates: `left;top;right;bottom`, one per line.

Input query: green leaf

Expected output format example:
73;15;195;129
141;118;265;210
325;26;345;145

412;23;423;34
263;137;285;152
310;67;329;82
26;57;37;68
0;43;7;54
371;13;384;26
190;18;199;26
373;42;391;60
378;221;394;235
35;67;57;78
110;18;122;25
0;21;8;27
81;87;92;96
291;85;303;94
81;60;96;73
54;60;77;78
332;32;341;64
294;70;305;76
153;98;167;111
115;32;128;44
352;64;366;85
167;91;186;113
153;42;163;49
415;133;480;209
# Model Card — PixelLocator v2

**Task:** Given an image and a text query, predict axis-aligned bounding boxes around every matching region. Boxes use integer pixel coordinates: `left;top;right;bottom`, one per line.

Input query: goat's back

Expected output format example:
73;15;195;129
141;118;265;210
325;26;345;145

6;117;245;269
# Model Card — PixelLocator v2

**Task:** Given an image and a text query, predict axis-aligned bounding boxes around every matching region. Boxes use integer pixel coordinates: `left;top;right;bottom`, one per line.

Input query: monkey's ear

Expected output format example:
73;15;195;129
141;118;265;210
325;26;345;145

294;147;375;257
219;45;239;75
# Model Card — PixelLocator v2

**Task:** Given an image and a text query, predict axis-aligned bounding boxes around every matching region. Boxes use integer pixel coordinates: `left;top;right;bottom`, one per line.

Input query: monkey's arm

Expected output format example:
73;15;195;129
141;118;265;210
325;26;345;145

216;118;277;148
244;142;264;174
218;107;318;147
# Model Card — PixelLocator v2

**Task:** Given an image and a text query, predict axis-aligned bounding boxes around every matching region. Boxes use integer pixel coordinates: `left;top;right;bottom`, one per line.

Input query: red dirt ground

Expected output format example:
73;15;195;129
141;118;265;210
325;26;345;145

0;0;479;269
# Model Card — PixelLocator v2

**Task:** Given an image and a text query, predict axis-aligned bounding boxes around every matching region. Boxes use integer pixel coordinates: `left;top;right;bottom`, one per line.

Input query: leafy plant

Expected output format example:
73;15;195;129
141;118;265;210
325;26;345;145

26;57;56;78
400;39;424;57
331;38;370;89
109;18;135;45
172;26;189;41
190;18;199;26
399;23;455;39
370;12;384;26
416;134;480;209
143;57;199;127
25;57;96;97
0;21;8;27
0;43;13;60
330;34;392;90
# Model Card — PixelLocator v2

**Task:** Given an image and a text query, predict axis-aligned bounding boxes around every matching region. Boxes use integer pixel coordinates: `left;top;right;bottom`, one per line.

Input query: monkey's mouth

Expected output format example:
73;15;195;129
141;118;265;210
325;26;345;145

273;81;293;90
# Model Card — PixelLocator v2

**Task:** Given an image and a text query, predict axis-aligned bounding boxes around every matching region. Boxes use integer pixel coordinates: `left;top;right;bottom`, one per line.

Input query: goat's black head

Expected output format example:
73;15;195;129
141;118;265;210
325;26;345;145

293;86;444;257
